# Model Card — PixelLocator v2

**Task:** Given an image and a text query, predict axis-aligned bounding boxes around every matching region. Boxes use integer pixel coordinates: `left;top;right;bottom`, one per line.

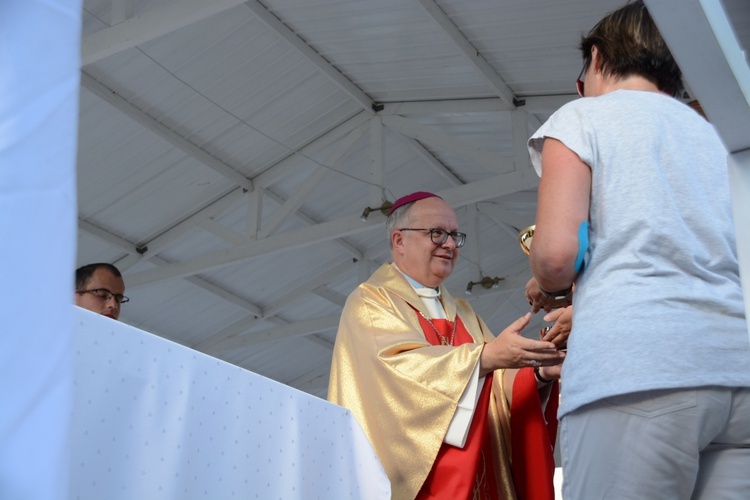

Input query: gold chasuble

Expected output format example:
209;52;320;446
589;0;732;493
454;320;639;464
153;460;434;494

328;263;516;499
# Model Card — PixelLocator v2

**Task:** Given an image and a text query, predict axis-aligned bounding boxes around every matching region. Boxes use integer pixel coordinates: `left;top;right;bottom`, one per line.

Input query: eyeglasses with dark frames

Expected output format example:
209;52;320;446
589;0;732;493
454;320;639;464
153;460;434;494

76;288;130;305
399;228;467;248
576;58;589;97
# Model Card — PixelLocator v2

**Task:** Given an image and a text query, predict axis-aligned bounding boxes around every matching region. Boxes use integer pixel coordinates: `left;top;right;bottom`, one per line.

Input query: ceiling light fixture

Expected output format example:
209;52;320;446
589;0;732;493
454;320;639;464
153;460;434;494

465;276;504;295
360;200;393;221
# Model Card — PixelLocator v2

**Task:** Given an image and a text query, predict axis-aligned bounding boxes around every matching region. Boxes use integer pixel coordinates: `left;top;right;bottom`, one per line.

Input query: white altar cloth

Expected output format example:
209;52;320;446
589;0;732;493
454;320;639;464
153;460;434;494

69;307;390;499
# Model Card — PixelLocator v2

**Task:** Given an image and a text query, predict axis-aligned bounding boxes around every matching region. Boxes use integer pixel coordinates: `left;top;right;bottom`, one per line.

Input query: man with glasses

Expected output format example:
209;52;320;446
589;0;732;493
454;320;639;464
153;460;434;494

329;191;566;499
75;263;128;320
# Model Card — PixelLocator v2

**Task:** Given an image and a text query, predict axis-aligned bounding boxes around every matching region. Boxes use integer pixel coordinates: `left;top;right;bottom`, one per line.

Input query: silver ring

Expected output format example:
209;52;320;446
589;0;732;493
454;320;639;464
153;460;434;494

530;359;539;367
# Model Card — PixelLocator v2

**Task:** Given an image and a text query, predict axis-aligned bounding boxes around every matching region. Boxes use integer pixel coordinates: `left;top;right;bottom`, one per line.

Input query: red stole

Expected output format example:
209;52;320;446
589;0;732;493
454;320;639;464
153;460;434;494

510;367;559;500
415;313;500;500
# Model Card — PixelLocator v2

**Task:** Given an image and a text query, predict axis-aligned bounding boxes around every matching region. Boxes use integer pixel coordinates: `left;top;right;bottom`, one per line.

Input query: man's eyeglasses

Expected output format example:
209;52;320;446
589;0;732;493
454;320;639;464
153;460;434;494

399;228;466;248
76;288;129;305
576;58;589;97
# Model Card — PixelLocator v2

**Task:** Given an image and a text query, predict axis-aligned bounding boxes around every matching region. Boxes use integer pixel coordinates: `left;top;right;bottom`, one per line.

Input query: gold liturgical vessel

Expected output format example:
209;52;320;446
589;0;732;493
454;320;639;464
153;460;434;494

518;224;535;256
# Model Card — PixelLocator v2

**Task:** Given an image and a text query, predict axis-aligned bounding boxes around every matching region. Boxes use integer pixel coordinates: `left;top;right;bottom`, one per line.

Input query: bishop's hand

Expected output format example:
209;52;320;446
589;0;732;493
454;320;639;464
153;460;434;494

479;312;566;377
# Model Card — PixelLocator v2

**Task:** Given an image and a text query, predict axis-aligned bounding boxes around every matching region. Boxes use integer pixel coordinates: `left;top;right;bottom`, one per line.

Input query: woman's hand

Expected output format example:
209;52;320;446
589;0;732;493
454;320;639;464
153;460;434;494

540;306;572;350
526;277;573;313
537;363;562;382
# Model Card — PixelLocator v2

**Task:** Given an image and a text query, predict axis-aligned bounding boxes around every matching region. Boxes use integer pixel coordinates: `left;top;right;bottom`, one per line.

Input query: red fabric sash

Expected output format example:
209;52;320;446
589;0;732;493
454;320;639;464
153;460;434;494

415;313;499;499
510;367;559;500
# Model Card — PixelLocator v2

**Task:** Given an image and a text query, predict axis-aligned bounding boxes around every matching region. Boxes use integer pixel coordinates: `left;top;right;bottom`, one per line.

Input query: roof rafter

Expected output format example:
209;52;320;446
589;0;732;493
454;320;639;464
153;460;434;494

115;187;247;271
82;0;249;65
379;96;575;116
368;118;386;206
197;218;247;246
262;188;364;260
258;125;366;239
477;203;532;239
78;220;265;317
208;313;341;353
150;256;263;317
312;285;348;308
194;258;358;352
109;0;134;25
81;73;254;191
416;0;517;107
125;169;539;287
79;219;140;254
114;112;370;270
284;361;331;396
465;204;482;280
382;115;515;174
401;135;463;186
243;0;375;114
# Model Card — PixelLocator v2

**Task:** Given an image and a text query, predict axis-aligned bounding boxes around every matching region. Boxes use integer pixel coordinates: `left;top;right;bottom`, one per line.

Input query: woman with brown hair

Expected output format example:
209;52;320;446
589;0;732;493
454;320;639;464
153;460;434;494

526;1;750;498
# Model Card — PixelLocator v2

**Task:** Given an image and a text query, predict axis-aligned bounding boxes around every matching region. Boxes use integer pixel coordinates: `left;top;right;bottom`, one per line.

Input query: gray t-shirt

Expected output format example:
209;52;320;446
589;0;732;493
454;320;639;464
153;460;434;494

529;90;750;417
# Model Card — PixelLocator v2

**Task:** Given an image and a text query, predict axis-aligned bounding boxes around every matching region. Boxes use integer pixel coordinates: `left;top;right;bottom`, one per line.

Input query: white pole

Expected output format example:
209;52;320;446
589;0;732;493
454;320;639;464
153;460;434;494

0;1;82;498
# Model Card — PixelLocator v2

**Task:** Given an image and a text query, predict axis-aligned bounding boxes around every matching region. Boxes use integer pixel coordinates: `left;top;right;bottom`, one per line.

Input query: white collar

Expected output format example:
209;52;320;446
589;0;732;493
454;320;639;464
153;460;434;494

391;263;446;319
391;263;441;297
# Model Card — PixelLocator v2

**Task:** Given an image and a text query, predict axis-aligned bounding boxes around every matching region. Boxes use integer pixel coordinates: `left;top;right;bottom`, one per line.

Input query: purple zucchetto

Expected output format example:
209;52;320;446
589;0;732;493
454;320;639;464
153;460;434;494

387;191;441;216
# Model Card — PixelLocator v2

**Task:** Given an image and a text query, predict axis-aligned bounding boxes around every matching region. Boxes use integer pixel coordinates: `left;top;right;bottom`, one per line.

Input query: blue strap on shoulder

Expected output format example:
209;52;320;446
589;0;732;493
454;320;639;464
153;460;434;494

574;221;589;273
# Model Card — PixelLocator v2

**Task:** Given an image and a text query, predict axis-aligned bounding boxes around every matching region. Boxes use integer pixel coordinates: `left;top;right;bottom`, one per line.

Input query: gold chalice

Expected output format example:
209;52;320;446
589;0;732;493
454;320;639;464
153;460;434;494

518;224;535;256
